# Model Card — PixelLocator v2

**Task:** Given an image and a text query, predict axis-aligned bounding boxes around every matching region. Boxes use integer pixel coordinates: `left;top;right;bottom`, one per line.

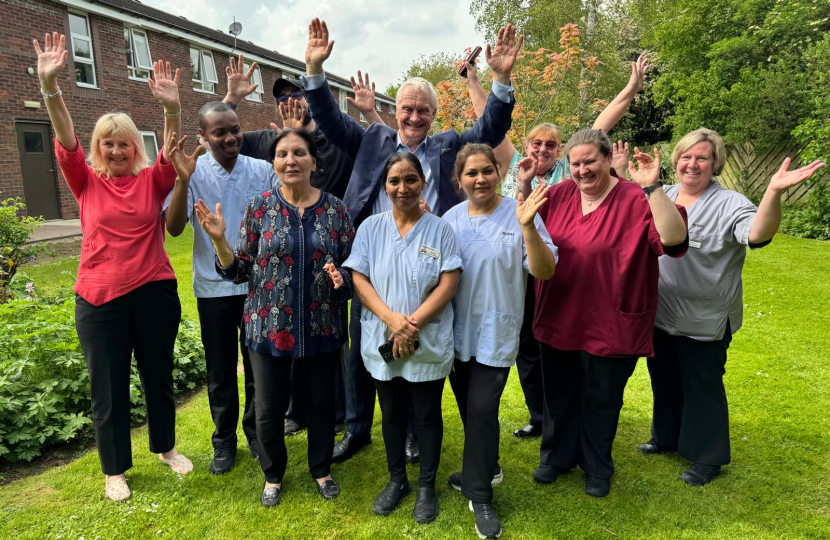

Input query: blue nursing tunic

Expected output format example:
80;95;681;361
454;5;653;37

343;211;463;382
443;197;558;367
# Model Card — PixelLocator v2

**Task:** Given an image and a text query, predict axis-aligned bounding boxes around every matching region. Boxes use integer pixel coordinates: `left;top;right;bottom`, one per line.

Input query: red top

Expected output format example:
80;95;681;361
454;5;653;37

56;136;177;306
533;180;688;358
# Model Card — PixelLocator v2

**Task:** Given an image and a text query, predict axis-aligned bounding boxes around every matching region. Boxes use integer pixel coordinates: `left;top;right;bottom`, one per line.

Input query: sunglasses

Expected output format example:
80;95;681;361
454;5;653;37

276;90;305;103
530;139;559;151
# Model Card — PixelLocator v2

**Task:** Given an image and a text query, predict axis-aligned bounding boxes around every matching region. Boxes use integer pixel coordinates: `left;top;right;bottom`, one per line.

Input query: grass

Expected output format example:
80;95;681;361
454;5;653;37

2;232;829;539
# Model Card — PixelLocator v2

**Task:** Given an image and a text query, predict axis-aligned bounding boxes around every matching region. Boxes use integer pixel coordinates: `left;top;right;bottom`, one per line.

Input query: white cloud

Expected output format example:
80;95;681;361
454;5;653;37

141;0;484;92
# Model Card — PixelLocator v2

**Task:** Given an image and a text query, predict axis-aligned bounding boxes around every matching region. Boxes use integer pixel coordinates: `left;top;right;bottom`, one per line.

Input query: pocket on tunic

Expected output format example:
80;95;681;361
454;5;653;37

359;317;389;363
412;259;439;299
82;226;114;269
606;308;654;357
673;293;728;338
412;320;453;365
476;310;522;363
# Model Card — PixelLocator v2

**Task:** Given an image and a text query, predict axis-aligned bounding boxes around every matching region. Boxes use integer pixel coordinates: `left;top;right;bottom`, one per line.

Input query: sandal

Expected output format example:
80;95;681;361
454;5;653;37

105;477;131;502
159;452;193;475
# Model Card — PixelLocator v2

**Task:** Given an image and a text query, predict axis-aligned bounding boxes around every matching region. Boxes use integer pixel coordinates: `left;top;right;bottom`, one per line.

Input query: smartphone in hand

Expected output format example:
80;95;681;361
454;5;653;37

379;339;420;363
457;46;483;78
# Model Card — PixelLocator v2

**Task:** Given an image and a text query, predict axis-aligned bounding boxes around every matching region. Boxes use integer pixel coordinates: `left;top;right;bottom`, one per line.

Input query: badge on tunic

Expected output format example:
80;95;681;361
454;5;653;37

420;245;440;258
689;240;702;248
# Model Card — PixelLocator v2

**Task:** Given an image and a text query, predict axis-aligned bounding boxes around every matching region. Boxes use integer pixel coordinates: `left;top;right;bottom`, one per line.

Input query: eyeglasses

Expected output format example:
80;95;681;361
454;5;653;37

276;90;305;103
529;139;559;151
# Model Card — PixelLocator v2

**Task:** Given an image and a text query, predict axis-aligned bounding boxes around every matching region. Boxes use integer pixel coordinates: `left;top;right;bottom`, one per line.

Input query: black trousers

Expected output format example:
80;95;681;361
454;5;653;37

286;343;347;427
647;325;733;466
196;295;256;447
75;279;181;476
248;348;338;483
539;344;637;479
449;358;510;503
374;377;445;488
515;278;544;428
345;296;377;439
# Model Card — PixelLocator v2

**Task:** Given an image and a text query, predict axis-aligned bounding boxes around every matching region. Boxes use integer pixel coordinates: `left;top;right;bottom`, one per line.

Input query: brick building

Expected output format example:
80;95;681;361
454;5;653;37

0;0;397;219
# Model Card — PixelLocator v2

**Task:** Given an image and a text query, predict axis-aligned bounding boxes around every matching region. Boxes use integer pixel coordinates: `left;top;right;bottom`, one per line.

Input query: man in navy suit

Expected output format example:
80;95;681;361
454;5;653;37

300;17;522;464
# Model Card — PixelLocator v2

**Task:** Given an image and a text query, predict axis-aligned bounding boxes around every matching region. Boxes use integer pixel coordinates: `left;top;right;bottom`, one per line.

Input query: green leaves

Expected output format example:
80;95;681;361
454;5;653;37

0;198;44;302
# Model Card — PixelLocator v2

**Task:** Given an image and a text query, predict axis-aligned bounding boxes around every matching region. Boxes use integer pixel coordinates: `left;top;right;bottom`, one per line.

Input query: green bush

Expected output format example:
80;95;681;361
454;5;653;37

0;198;43;303
0;280;206;463
781;182;830;241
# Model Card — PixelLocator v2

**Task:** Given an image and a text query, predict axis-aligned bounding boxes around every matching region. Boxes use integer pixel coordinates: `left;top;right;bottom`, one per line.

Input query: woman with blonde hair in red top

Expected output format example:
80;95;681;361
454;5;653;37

34;32;201;502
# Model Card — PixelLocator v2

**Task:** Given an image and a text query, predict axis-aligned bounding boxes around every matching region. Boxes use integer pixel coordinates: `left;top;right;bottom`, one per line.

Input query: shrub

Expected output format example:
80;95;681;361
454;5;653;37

780;182;830;241
0;198;43;303
0;279;206;463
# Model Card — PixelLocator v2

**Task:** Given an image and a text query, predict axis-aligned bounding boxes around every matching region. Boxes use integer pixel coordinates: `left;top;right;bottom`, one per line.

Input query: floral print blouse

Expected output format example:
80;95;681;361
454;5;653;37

217;189;355;358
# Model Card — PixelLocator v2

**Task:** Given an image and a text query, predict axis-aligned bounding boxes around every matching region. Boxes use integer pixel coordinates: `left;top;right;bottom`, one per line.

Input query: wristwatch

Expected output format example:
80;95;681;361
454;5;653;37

643;181;663;198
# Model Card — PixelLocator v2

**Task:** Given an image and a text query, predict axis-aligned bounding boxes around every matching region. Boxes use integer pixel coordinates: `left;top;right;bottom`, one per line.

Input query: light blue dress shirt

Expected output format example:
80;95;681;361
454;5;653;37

443;197;558;367
343;211;463;382
163;152;279;298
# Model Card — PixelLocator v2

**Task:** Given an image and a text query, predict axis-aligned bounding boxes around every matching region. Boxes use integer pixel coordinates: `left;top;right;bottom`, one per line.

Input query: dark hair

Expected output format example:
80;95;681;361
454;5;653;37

267;128;319;163
452;143;500;195
198;101;237;130
381;152;425;184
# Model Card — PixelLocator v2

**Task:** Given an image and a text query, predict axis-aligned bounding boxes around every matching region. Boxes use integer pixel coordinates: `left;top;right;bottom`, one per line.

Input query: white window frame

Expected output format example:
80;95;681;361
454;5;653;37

140;131;159;163
244;62;264;103
68;11;97;88
190;46;218;94
375;100;382;111
359;112;366;123
389;103;396;113
339;89;349;113
125;27;153;81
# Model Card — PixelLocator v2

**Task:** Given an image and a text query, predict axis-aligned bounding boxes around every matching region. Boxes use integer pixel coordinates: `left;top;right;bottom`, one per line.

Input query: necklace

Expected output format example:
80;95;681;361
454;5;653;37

582;193;602;207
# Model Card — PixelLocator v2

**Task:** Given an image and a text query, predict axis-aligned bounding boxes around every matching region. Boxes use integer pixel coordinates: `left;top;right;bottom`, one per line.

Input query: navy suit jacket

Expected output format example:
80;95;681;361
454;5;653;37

305;80;515;226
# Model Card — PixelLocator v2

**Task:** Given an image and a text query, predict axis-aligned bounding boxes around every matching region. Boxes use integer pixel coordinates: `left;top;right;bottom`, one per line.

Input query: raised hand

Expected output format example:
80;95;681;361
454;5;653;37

517;155;539;185
147;60;181;112
33;32;68;85
323;261;344;289
516;183;549;228
166;133;203;182
347;70;376;114
628;147;661;187
225;54;259;104
305;18;334;75
460;55;479;85
611;140;630;175
485;24;524;84
270;97;306;132
768;158;825;193
627;55;650;93
194;199;226;243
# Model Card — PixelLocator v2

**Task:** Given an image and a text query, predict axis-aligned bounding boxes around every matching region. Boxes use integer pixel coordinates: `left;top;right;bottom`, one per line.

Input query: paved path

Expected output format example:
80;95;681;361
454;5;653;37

28;219;81;243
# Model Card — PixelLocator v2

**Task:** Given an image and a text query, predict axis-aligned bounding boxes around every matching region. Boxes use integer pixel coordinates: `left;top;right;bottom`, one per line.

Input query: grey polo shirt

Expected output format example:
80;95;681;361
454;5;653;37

655;181;770;341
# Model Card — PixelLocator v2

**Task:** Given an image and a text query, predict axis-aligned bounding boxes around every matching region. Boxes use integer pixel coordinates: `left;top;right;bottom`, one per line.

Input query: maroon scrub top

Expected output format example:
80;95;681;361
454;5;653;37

533;179;687;358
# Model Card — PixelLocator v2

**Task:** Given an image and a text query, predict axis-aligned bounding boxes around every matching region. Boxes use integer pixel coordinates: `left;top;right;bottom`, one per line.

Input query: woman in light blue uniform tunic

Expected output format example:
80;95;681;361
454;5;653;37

343;152;462;524
442;144;557;540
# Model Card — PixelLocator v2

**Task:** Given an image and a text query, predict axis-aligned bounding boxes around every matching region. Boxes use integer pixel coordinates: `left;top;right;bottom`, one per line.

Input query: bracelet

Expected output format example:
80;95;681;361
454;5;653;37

643;181;663;199
164;109;181;119
40;87;62;99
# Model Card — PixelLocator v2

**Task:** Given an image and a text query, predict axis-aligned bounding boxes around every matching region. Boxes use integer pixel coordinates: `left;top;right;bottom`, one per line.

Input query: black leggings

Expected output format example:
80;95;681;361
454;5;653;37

75;279;181;476
374;377;445;488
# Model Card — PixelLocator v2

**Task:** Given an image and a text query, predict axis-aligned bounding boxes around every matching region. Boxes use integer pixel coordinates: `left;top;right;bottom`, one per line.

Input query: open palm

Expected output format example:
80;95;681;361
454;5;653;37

348;71;376;113
33;32;68;82
486;24;524;79
147;60;180;111
194;199;226;243
516;183;549;228
628;147;661;187
305;18;334;71
166;134;203;182
768;158;825;193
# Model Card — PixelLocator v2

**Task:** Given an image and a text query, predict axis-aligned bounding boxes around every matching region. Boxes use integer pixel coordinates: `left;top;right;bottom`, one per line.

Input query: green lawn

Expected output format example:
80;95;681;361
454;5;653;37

2;232;829;539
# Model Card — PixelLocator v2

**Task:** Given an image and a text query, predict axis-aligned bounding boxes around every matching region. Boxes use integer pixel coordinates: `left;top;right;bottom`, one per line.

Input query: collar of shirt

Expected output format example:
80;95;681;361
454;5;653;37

204;151;239;182
394;132;433;187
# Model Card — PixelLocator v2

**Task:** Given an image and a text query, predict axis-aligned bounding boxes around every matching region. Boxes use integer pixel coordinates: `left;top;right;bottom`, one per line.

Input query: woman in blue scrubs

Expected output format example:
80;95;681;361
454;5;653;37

343;152;463;524
442;144;557;540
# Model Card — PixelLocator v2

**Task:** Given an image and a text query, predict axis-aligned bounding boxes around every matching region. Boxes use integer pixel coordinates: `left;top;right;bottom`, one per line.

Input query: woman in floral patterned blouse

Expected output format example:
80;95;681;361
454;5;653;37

195;128;355;507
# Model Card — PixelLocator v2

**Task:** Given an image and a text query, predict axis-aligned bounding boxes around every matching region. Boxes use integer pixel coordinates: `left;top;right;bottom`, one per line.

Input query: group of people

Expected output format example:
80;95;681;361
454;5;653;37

34;13;824;540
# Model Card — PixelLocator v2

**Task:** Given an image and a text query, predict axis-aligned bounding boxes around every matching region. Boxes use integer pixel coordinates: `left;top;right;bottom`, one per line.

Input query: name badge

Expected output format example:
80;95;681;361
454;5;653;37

689;240;702;249
420;245;440;259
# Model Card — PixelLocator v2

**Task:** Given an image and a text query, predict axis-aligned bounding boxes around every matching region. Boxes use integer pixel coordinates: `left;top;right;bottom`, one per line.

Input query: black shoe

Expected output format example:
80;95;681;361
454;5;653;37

532;464;564;484
373;480;412;515
261;483;281;507
332;432;371;463
448;465;503;492
413;487;438;524
247;438;260;461
334;420;346;435
318;478;340;500
405;433;420;464
284;419;306;436
637;438;675;455
680;463;720;486
209;445;236;475
585;475;610;497
469;500;502;539
512;424;542;438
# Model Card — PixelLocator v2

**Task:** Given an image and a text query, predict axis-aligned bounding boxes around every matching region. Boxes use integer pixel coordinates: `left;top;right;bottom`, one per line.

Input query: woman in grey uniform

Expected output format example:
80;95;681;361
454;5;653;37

639;128;824;485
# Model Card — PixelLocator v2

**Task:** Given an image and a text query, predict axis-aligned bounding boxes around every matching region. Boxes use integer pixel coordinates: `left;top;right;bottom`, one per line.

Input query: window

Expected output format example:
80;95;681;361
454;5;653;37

339;89;349;113
23;132;45;154
389;103;396;113
375;100;382;111
244;62;264;102
68;12;96;87
359;112;366;123
190;46;218;93
140;131;158;163
125;27;153;80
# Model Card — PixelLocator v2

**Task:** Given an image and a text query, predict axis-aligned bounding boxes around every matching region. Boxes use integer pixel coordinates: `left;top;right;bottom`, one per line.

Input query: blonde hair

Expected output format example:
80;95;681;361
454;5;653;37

524;123;563;159
88;113;150;177
671;128;726;176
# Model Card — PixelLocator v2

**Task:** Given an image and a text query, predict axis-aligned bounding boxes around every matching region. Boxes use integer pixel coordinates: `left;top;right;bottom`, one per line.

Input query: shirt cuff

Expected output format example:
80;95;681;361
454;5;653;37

300;72;327;91
490;80;514;103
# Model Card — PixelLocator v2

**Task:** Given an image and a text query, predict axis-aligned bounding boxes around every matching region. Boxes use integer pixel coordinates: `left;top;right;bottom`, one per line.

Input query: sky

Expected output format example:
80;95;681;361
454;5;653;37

140;0;484;93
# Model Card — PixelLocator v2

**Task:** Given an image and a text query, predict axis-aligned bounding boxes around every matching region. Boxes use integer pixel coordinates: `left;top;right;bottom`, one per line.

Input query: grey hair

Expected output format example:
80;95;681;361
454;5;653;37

198;101;236;130
396;77;438;111
564;128;613;159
